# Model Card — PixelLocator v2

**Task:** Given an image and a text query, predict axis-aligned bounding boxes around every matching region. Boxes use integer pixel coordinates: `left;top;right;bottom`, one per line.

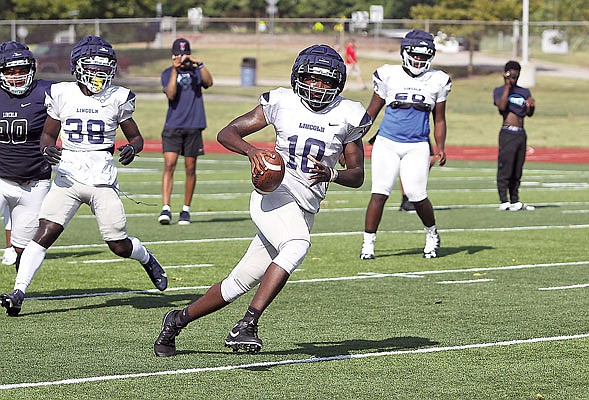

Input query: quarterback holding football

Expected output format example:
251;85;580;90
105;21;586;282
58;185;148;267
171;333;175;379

155;44;371;356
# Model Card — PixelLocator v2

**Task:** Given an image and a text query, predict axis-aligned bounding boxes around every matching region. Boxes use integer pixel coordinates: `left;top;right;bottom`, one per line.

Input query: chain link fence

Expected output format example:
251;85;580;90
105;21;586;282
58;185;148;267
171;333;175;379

1;17;586;79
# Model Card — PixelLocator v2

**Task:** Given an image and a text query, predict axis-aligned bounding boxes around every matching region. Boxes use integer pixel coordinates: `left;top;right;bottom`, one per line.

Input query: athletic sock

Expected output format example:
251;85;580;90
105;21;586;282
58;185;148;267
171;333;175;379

129;237;150;264
162;205;171;212
182;205;190;212
14;241;47;294
243;306;262;325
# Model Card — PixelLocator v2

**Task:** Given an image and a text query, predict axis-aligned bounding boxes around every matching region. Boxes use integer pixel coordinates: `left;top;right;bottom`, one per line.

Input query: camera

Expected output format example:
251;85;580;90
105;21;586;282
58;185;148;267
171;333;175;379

181;58;193;70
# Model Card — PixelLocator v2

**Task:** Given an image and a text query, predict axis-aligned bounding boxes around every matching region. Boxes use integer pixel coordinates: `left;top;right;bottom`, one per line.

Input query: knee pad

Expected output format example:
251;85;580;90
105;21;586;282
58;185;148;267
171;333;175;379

273;239;310;275
221;272;257;303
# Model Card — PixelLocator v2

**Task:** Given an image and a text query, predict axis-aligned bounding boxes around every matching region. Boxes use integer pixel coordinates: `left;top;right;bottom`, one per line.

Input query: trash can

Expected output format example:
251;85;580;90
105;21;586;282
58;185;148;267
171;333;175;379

241;57;257;87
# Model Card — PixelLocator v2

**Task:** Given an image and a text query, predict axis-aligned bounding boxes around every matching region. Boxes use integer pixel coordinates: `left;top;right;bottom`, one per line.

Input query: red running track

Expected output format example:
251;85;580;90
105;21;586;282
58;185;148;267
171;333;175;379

136;140;588;164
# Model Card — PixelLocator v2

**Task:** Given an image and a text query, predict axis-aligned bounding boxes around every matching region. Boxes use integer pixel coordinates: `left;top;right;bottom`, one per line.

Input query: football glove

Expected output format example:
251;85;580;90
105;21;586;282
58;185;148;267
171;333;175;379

118;144;136;165
41;145;62;165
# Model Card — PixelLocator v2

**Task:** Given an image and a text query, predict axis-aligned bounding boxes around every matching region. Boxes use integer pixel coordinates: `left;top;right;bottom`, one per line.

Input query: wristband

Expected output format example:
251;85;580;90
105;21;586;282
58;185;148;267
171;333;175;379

196;63;204;70
329;167;339;182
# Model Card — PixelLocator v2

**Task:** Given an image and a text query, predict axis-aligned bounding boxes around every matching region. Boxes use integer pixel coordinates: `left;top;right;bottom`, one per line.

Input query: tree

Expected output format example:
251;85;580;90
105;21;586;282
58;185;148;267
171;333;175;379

410;0;541;74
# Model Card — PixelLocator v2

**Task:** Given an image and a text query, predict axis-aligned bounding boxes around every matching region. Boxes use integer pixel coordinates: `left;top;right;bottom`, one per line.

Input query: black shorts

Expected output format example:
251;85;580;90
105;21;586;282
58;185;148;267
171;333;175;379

161;128;205;157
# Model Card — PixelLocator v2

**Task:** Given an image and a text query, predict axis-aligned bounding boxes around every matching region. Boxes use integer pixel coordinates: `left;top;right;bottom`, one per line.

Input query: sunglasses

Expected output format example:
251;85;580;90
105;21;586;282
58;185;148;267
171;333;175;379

506;73;520;79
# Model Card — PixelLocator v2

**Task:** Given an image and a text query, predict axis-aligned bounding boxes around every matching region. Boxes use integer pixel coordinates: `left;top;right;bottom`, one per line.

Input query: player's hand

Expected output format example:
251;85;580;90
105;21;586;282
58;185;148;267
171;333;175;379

246;147;272;176
307;155;334;187
42;145;62;165
118;144;136;165
525;97;535;108
435;150;447;166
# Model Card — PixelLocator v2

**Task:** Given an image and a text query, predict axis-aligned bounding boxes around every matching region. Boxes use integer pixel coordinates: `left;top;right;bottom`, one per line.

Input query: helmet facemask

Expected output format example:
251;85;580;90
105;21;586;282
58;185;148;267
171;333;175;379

401;46;434;76
75;55;116;94
294;67;340;110
0;58;35;96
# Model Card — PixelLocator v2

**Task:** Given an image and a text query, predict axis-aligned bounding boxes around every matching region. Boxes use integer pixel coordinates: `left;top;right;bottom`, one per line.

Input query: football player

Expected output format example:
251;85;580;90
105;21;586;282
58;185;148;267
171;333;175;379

154;44;371;356
0;36;167;317
0;41;53;276
359;30;452;260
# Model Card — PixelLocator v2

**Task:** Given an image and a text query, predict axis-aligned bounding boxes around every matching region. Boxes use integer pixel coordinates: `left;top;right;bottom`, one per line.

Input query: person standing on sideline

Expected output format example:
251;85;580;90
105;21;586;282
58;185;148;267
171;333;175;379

0;41;53;271
158;38;213;225
344;38;366;89
359;30;451;260
0;36;167;317
494;60;535;211
154;44;370;356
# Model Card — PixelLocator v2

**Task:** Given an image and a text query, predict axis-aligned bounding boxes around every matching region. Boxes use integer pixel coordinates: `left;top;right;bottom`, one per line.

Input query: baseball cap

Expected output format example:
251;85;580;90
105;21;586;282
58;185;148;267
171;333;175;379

172;38;191;55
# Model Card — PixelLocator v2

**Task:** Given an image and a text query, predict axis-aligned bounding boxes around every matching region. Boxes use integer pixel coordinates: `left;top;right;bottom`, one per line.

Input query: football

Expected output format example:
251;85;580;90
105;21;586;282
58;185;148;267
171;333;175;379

252;151;285;194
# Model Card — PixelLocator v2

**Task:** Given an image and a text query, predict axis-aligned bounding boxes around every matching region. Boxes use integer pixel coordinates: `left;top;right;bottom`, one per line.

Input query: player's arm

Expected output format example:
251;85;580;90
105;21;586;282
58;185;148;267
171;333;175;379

197;61;213;89
217;105;272;176
40;116;62;165
526;96;535;117
432;101;447;166
495;74;513;112
364;93;385;137
117;118;144;165
162;58;181;101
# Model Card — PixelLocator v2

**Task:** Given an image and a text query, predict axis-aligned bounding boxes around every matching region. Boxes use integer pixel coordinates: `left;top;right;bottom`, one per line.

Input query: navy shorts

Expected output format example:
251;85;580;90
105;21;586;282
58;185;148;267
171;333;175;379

162;128;205;157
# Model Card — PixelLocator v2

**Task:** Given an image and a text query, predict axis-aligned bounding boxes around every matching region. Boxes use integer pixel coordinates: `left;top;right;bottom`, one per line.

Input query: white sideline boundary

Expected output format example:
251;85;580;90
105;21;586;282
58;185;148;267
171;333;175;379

1;333;588;390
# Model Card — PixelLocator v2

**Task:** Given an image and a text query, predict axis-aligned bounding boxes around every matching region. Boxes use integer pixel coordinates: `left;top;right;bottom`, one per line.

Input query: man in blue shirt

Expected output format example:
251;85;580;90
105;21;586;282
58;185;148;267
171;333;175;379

493;60;535;211
158;38;213;225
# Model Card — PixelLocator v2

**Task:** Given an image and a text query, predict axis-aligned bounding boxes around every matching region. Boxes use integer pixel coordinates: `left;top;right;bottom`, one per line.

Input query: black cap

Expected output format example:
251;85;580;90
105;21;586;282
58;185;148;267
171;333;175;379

172;38;191;55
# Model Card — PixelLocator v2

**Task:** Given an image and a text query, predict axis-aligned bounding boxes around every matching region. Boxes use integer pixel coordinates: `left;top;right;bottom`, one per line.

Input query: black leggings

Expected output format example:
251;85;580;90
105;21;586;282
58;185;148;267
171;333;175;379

497;129;527;204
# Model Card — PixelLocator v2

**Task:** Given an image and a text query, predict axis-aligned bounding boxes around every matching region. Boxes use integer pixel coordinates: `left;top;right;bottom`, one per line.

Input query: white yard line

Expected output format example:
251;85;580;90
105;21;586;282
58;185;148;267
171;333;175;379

437;279;495;284
538;283;589;291
25;260;589;302
1;333;587;390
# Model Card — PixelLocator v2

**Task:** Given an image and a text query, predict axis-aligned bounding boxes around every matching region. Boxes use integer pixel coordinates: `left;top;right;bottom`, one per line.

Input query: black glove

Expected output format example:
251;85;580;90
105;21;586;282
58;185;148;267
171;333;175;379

42;145;62;165
118;144;136;165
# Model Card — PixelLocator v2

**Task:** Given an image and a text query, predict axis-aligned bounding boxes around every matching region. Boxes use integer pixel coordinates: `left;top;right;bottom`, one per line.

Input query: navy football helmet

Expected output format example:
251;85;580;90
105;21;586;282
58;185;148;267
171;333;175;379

400;30;436;76
0;41;36;96
70;36;117;94
291;44;346;109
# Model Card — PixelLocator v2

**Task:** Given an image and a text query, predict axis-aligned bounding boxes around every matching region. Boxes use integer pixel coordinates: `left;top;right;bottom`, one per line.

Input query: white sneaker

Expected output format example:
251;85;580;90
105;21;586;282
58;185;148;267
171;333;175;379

498;202;511;211
2;246;17;265
509;201;535;211
423;228;440;258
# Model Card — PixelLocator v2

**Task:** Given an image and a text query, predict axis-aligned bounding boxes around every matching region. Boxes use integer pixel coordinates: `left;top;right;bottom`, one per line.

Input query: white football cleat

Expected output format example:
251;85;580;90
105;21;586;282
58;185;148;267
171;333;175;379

509;202;535;211
423;228;440;258
498;202;511;211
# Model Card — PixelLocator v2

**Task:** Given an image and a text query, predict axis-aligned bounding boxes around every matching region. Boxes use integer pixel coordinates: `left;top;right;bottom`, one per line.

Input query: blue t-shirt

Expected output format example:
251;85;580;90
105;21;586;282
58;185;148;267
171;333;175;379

493;85;532;118
0;80;53;181
161;67;207;129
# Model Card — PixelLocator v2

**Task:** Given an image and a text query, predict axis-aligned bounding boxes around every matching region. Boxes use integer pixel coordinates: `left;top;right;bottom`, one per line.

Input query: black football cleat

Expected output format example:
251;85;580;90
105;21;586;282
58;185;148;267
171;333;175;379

142;250;168;291
1;289;24;317
225;319;263;354
154;310;184;357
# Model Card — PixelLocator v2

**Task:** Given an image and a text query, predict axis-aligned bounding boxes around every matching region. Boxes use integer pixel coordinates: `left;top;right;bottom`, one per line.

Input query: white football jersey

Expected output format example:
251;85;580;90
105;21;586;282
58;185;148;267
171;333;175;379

261;88;370;213
45;82;136;185
373;64;451;143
